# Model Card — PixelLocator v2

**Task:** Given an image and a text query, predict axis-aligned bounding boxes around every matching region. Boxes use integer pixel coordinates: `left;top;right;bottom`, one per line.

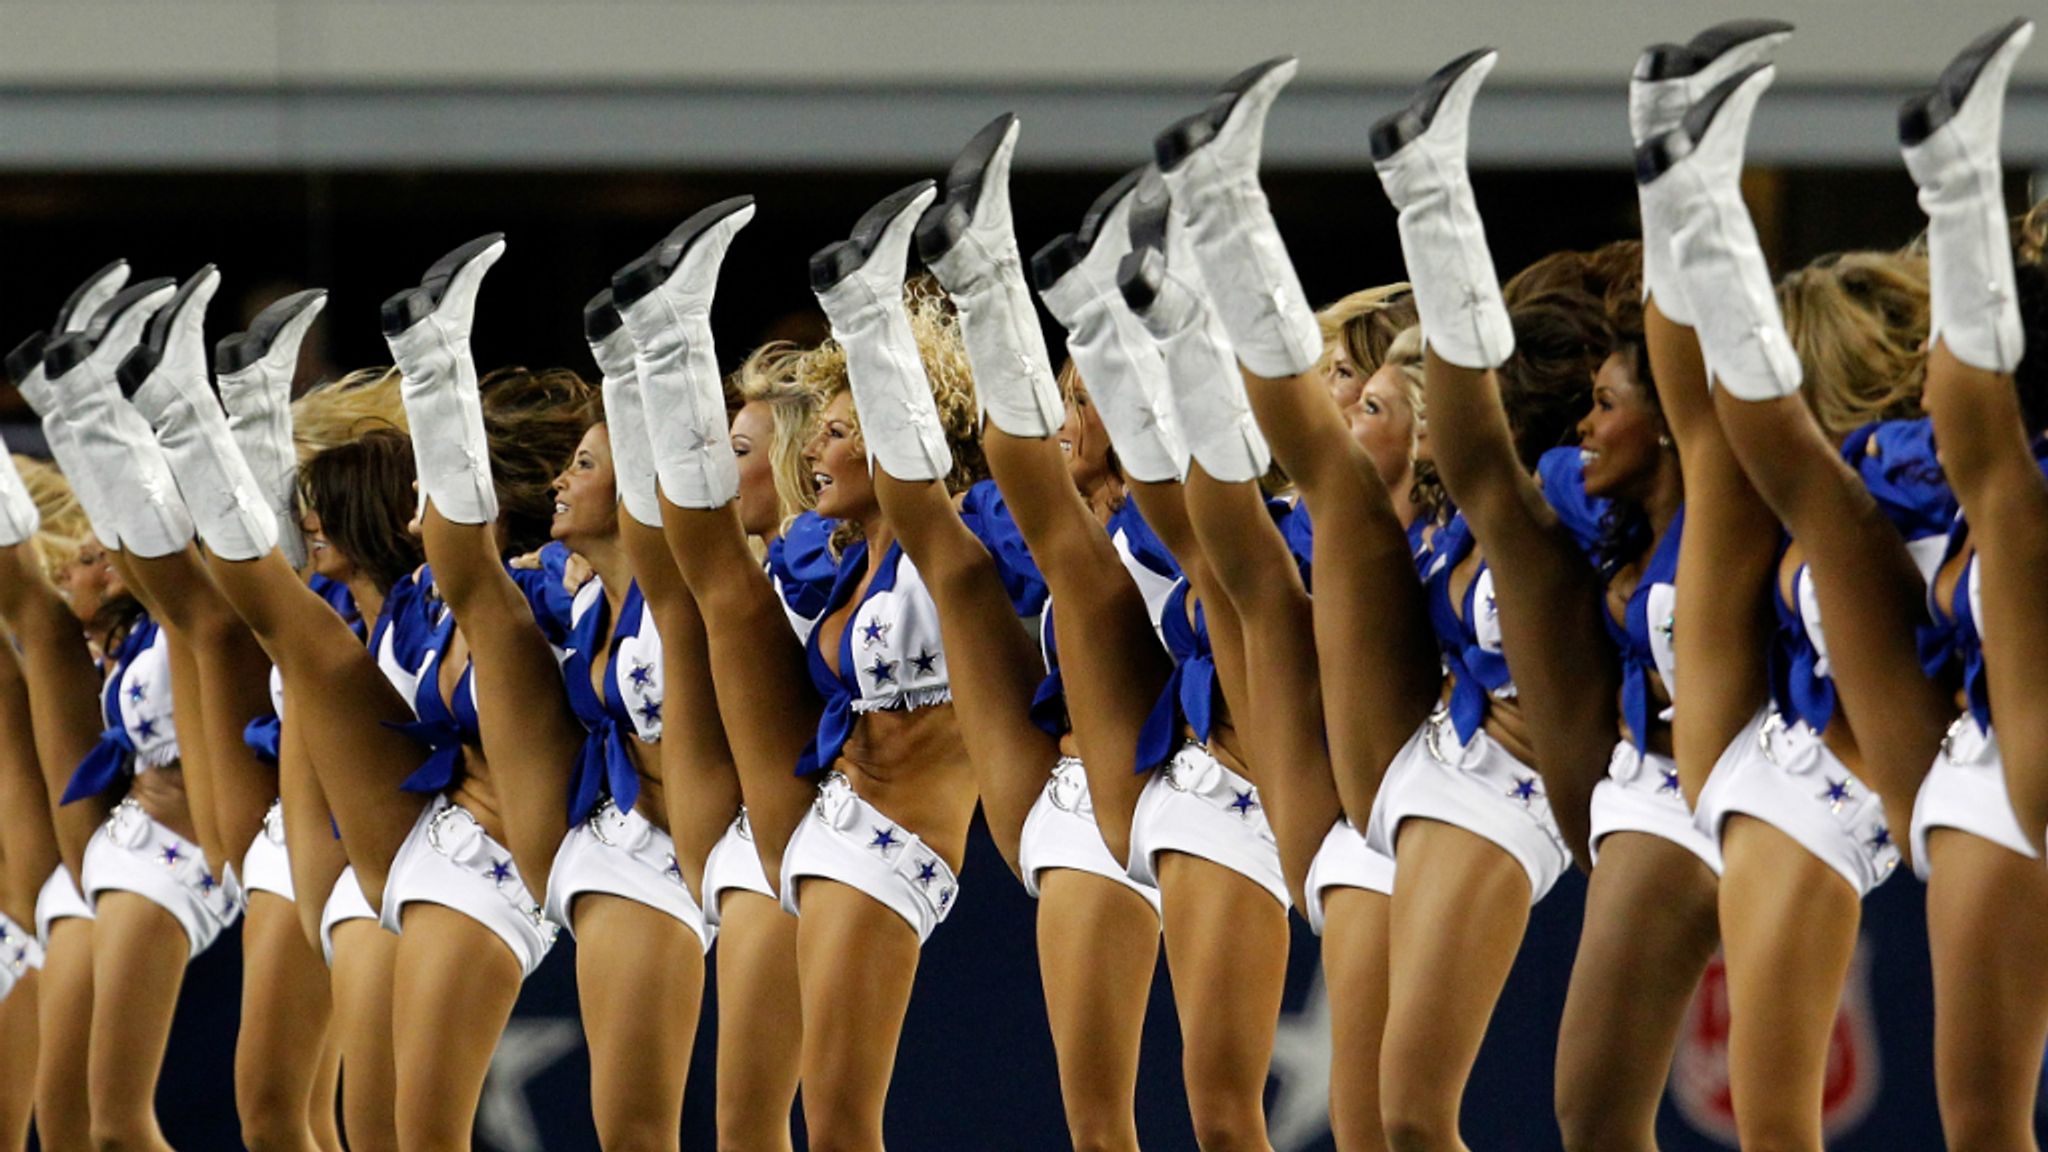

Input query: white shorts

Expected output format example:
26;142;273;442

319;866;379;967
779;772;959;945
81;799;242;959
379;794;557;978
1020;757;1162;915
1127;743;1290;911
35;865;93;950
545;799;711;952
1695;709;1900;897
1589;742;1723;875
241;799;294;902
1909;715;2037;880
702;809;775;929
0;912;45;1003
1303;818;1396;936
1365;709;1570;903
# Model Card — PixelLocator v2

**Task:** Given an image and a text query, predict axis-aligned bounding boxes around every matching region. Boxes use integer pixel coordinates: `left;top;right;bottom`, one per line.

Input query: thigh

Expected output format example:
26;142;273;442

236;892;333;1124
1925;829;2048;1146
328;921;399;1152
1035;869;1159;1139
390;904;523;1151
1383;819;1531;1115
1716;814;1860;1148
0;971;37;1152
1155;851;1289;1109
87;892;189;1128
279;713;348;951
1554;832;1720;1143
714;891;801;1146
310;1031;343;1152
795;877;923;1146
34;918;93;1152
573;893;704;1151
1319;886;1391;1152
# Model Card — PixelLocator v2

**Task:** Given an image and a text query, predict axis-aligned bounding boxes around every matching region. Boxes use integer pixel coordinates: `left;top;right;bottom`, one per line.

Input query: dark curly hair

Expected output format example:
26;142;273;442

300;429;423;595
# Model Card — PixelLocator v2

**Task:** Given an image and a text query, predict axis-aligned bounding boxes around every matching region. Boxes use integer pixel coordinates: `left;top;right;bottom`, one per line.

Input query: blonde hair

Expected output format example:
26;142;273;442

1778;251;1930;439
2019;197;2048;267
15;455;89;580
293;367;408;461
790;279;987;500
732;343;824;529
1317;283;1418;381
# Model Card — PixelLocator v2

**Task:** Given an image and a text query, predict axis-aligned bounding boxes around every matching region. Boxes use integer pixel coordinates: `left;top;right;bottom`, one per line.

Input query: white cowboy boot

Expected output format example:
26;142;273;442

215;288;326;566
584;289;661;529
1631;20;1794;324
613;196;755;510
45;277;193;558
1116;172;1271;485
811;182;954;483
1640;64;1803;400
918;114;1065;439
12;261;135;548
1901;18;2034;374
1370;49;1516;371
1155;56;1322;380
120;266;279;562
382;234;505;526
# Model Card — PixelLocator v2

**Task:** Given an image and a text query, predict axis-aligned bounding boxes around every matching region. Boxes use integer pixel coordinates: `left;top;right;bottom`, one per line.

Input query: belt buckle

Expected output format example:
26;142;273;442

1424;707;1453;766
735;807;755;843
263;800;287;844
1756;712;1785;766
588;798;619;846
426;802;477;858
1047;760;1088;814
1940;715;1969;763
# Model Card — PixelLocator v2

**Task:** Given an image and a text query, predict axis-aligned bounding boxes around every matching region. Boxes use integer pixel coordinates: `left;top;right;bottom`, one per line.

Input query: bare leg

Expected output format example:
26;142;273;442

0;971;36;1152
85;893;187;1152
389;905;524;1152
235;892;334;1152
1553;833;1720;1152
1321;889;1391;1152
713;891;802;1152
0;543;110;874
1035;870;1159;1152
1156;852;1286;1152
278;711;347;953
327;921;398;1152
114;552;223;867
661;497;818;878
0;643;58;929
308;1032;342;1152
1380;819;1532;1152
981;426;1171;861
574;894;703;1152
795;879;923;1152
1924;829;2048;1152
1716;817;1860;1152
33;917;93;1152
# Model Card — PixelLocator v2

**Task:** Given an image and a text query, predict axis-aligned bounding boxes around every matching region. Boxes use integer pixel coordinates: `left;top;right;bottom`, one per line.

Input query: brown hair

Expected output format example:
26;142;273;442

293;367;408;461
731;343;824;531
478;366;603;557
300;430;423;594
1499;288;1607;470
1778;250;1929;439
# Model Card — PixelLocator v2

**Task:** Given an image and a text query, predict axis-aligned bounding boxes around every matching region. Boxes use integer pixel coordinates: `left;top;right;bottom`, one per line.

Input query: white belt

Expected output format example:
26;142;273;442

813;772;958;923
425;799;551;934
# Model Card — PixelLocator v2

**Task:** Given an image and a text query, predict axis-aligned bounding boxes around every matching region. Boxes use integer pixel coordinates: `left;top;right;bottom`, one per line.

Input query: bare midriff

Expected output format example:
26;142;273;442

131;765;201;847
829;703;976;872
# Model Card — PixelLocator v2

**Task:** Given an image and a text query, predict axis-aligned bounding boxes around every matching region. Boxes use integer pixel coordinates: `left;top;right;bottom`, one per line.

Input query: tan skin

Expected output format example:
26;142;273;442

0;537;118;1152
882;381;1160;1152
0;636;56;1152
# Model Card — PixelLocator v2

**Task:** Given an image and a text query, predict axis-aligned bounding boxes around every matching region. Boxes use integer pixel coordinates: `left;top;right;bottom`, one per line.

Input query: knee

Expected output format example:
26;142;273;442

1938;1095;2033;1152
1380;1097;1460;1152
1061;1105;1140;1152
800;1098;883;1152
1553;1082;1648;1152
89;1122;161;1152
235;1088;310;1152
1183;1089;1268;1152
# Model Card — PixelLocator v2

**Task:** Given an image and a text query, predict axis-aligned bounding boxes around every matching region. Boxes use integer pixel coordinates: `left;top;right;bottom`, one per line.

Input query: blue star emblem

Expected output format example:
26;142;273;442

866;657;897;685
908;648;939;676
199;872;217;893
1820;777;1853;813
861;620;892;649
1658;766;1682;795
0;924;12;944
136;717;159;741
636;698;662;726
626;660;655;689
1508;776;1542;805
938;886;954;910
664;853;682;880
160;844;182;866
1229;789;1258;818
1869;825;1891;850
869;827;899;853
488;858;514;884
915;859;939;887
127;680;147;705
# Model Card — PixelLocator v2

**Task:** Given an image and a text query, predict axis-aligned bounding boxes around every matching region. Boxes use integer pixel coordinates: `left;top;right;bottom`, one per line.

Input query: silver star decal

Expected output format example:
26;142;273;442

477;1017;584;1152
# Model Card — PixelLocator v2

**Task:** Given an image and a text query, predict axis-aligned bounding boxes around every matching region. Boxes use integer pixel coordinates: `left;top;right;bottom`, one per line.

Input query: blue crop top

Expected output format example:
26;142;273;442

797;481;1046;776
1924;437;2048;734
245;575;362;764
767;510;841;642
62;612;176;804
563;577;665;824
1032;498;1182;737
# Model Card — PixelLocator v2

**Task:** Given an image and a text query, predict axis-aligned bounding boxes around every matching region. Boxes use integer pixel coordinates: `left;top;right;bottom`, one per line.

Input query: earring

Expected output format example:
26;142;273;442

1658;433;1674;449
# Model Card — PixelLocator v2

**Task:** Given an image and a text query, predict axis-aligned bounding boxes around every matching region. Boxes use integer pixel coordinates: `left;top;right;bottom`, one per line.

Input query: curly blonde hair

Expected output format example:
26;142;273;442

293;367;408;461
2019;197;2048;267
789;279;987;501
731;342;824;531
14;455;89;580
1778;250;1930;439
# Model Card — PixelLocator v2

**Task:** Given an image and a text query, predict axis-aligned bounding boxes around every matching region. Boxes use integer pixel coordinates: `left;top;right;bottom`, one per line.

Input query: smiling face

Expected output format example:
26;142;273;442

732;400;780;539
59;539;121;623
1345;361;1420;491
1057;384;1114;493
550;424;620;547
1575;351;1666;500
1326;343;1368;412
299;506;358;585
804;390;876;523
